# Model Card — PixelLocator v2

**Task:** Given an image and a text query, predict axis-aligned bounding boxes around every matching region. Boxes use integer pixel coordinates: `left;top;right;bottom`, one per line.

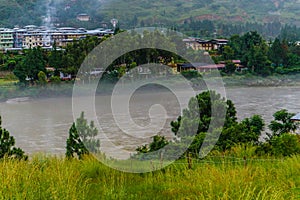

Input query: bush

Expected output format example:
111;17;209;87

257;133;300;157
49;76;61;84
181;70;200;79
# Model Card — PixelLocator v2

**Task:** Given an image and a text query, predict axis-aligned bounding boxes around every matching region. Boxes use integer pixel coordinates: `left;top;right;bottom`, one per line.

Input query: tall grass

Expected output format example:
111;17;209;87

0;154;299;199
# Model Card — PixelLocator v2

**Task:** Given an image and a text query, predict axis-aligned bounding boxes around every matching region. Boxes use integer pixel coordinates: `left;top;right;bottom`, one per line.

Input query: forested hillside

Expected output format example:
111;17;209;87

1;0;300;37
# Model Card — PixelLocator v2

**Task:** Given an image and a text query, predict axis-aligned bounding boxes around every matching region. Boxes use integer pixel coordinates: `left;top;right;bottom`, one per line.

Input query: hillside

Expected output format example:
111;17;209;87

98;0;300;27
1;0;300;31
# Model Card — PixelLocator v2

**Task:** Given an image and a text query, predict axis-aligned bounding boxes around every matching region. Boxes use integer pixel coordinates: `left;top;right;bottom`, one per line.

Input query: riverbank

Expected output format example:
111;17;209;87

1;73;300;101
0;154;299;199
222;73;300;87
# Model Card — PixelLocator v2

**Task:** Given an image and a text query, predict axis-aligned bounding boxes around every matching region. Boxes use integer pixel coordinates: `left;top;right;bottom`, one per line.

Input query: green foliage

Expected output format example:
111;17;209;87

223;61;236;74
270;134;300;156
180;70;200;79
0;116;27;160
268;109;298;137
75;112;100;153
171;90;237;137
136;135;169;153
66;123;88;159
66;112;100;159
222;46;235;60
48;43;63;74
14;47;46;84
268;38;288;67
228;31;272;76
217;115;264;151
257;133;300;157
49;76;61;84
37;71;47;86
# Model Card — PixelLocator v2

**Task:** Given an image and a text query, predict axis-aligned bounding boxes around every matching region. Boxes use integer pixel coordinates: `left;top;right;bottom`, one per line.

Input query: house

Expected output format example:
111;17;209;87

183;38;202;50
77;13;90;22
210;39;228;50
183;38;228;51
291;113;300;122
177;63;225;73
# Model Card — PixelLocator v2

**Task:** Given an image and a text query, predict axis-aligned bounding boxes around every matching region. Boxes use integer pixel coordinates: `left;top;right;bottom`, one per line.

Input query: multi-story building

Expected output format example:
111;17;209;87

14;25;113;49
0;29;14;50
183;38;228;51
0;25;114;51
13;28;27;48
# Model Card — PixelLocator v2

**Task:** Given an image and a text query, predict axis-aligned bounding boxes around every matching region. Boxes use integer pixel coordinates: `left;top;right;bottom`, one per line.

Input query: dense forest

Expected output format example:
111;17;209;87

1;0;300;38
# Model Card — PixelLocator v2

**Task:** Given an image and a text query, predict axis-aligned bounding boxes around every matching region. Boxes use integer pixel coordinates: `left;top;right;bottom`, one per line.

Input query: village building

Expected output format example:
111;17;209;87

0;25;114;51
77;13;90;22
183;38;228;51
0;28;14;50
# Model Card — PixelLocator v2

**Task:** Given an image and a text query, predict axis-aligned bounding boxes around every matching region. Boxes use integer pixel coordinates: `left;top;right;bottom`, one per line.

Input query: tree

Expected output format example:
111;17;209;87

223;61;236;74
66;123;88;159
268;38;287;67
222;45;235;60
217;115;264;151
14;47;46;84
247;45;271;75
171;90;237;137
75;112;100;153
66;112;100;159
0;116;27;160
48;43;63;76
169;90;237;156
228;31;271;75
268;109;298;137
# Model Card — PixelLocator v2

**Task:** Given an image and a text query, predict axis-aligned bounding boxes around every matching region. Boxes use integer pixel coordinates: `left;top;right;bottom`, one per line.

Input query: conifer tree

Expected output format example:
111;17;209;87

0;116;27;160
66;112;100;159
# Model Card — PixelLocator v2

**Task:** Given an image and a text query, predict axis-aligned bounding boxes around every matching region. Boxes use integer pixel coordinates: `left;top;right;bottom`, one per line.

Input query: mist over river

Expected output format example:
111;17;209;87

0;86;299;157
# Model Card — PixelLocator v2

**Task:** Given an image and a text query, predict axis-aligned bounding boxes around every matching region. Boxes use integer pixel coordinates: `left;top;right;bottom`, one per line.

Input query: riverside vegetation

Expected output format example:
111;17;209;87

0;90;300;199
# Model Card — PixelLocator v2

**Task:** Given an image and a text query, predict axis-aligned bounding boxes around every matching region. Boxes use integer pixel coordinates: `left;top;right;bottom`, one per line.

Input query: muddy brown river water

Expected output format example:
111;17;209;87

0;86;299;157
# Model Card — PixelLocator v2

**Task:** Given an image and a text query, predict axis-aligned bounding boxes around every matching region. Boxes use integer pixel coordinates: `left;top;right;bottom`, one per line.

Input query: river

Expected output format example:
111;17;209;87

0;86;299;157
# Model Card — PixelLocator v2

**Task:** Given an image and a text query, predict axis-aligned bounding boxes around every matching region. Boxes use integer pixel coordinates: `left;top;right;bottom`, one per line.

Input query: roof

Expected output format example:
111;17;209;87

178;63;225;69
291;113;300;121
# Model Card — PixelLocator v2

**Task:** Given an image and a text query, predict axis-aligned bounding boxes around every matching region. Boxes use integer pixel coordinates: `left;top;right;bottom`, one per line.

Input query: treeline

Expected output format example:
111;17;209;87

2;29;300;85
217;31;300;76
177;20;300;41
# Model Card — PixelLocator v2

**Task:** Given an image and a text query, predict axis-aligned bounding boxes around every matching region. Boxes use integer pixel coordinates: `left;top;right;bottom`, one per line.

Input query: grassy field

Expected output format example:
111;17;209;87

0;154;299;200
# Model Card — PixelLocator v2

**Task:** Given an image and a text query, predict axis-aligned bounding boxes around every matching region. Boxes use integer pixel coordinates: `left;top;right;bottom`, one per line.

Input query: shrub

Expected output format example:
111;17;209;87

256;133;300;157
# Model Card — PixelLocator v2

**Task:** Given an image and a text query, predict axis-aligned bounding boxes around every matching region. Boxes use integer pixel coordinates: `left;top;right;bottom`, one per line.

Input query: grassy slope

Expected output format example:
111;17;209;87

0;154;299;199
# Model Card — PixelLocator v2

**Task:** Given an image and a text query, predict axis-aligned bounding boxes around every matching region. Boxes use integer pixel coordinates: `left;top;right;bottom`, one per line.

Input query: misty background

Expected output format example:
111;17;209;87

0;0;299;38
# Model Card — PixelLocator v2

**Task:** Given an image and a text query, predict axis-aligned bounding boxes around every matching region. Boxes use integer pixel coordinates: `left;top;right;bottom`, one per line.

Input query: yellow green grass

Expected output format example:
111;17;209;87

0;154;299;200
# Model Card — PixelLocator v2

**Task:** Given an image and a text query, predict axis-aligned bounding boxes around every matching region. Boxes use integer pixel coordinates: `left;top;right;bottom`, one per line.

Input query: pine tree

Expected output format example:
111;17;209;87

66;123;88;159
66;112;100;159
0;116;27;160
